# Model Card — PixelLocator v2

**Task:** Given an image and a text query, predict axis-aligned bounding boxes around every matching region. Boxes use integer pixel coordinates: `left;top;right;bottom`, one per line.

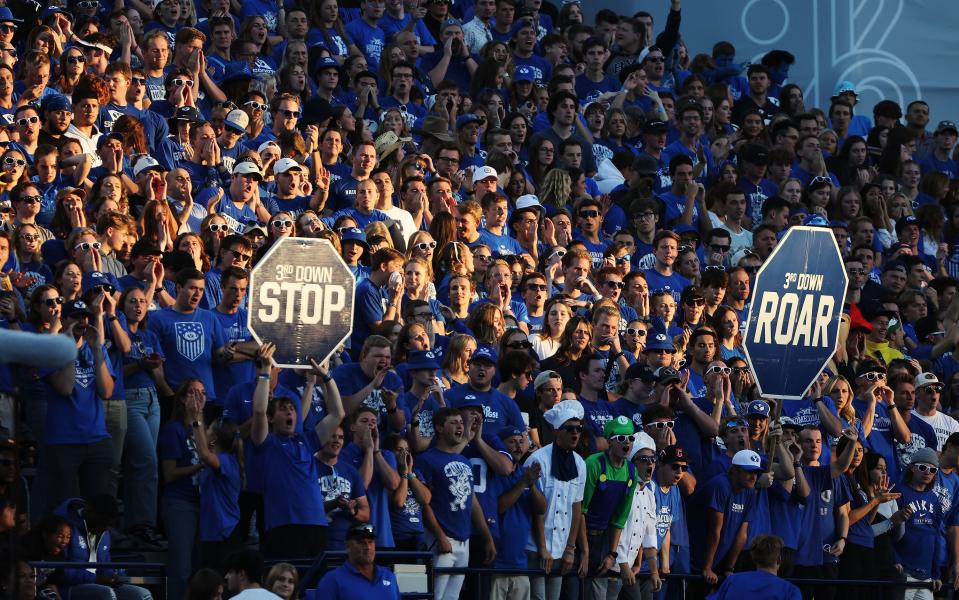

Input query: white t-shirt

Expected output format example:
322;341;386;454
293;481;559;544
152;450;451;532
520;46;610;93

911;410;959;450
231;589;282;599
381;205;418;246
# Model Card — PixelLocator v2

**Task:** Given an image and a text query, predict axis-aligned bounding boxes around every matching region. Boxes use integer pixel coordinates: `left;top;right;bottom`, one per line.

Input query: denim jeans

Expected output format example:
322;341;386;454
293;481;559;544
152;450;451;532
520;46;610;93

124;387;160;529
161;496;199;600
102;398;128;497
69;583;153;600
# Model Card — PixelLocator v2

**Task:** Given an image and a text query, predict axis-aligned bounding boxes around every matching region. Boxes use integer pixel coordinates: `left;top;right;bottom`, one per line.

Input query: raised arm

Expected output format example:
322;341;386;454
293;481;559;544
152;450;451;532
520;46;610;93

250;342;277;446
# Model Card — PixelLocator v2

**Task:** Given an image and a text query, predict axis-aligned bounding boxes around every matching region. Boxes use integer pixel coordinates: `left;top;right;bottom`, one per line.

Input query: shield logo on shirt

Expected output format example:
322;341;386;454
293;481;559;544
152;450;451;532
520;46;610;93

175;321;205;362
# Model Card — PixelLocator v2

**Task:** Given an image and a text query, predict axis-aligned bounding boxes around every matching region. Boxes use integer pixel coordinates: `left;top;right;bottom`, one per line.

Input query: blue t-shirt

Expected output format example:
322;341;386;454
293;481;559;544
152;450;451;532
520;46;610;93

574;73;620;105
390;467;425;542
332;362;404;434
444;384;525;433
417;447;474;541
211;308;256;403
158;420;201;503
896;483;944;580
689;473;756;570
345;19;386;73
853;398;897;479
706;569;802;600
339;443;397;547
147;307;226;400
253;432;328;530
313;562;401;600
351;277;388;351
578;397;616;443
122;325;165;390
780;396;839;465
318;461;367;549
476;229;524;257
42;342;115;445
654;483;688;549
198;452;241;542
488;465;537;569
642;268;690;303
793;464;844;567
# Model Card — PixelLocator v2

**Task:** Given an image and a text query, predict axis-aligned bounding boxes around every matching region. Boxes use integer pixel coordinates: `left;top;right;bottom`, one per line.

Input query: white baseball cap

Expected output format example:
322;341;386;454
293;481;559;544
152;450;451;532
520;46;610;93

731;450;763;472
225;109;249;133
273;157;304;175
471;165;498;184
133;155;162;178
232;160;263;178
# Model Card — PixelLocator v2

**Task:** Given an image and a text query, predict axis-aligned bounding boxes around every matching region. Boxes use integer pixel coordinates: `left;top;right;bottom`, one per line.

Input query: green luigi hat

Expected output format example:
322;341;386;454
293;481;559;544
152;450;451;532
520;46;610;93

603;415;635;438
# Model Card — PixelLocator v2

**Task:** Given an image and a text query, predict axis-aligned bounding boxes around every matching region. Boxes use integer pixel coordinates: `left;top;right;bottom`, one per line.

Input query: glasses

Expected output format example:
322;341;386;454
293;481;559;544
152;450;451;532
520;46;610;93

731;366;750;375
474;255;493;263
684;297;705;307
615;255;631;265
645;420;674;430
670;463;689;472
16;116;39;127
3;158;25;168
847;268;866;275
704;265;725;272
18;194;41;204
579;210;599;219
42;296;65;307
506;340;533;349
858;371;885;381
74;241;102;252
229;249;252;261
208;223;230;233
551;249;567;258
710;243;730;252
277;109;300;118
625;328;646;337
914;463;938;474
922;384;945;393
411;311;434;321
271;219;293;229
635;455;657;463
636;211;656;220
608;434;633;443
20;232;41;242
0;25;15;34
415;241;438;251
244;101;269;111
173;78;195;87
66;55;86;64
131;77;146;86
706;366;732;375
438;156;459;164
561;424;584;433
77;0;100;7
0;47;15;57
526;284;548;292
811;175;833;185
646;56;665;63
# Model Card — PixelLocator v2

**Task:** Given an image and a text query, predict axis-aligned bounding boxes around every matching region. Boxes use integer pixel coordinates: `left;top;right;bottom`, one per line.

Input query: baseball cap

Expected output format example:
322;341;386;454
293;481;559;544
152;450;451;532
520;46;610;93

133;155;162;178
62;299;93;319
456;114;483;130
346;522;377;541
233;160;263;179
633;154;659;176
895;215;920;235
642;120;669;135
96;132;124;149
514;65;535;83
315;56;340;72
739;143;769;166
746;400;770;418
659;445;687;464
222;62;255;84
174;106;204;123
81;271;115;294
406;350;440;371
497;426;524;441
339;227;370;250
533;370;560;390
441;18;463;34
225;109;250;134
468;347;496;364
914;372;943;391
731;449;764;472
273;158;304;175
833;80;857;96
603;415;635;438
257;140;281;154
471;165;498;184
625;363;657;384
131;239;163;258
644;331;675;353
937;121;959;136
654;366;681;386
882;259;908;274
910;447;940;468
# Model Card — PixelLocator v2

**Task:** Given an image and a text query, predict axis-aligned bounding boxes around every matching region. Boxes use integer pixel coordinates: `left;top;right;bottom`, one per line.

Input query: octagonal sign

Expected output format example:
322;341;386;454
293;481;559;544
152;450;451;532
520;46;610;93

743;226;848;400
248;237;356;369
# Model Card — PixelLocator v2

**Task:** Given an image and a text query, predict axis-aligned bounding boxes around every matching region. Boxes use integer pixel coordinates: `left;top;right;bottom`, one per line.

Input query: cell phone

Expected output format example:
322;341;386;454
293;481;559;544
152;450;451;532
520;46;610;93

389;271;402;288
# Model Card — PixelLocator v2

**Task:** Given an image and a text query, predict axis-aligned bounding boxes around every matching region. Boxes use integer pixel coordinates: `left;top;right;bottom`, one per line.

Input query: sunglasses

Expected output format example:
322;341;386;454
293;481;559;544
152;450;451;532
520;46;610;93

77;0;99;7
131;77;146;86
0;47;16;57
415;241;438;251
725;418;750;429
645;56;665;63
216;101;238;111
411;312;434;320
551;249;567;258
704;265;726;272
922;384;944;393
645;420;674;430
66;55;87;65
579;210;599;219
561;424;584;433
526;284;548;292
635;455;657;463
608;434;634;443
229;249;252;261
858;371;885;381
271;219;294;229
244;101;269;111
914;463;938;474
731;366;750;375
173;78;195;87
16;116;39;127
208;223;230;233
706;366;732;375
42;296;65;307
670;463;689;472
811;175;833;185
0;25;15;34
2;157;26;169
506;340;533;349
20;233;41;242
847;268;866;275
18;194;41;204
710;244;731;252
615;255;631;265
95;284;117;295
604;281;626;289
684;297;705;307
277;109;300;118
74;241;102;251
474;255;493;263
625;328;646;336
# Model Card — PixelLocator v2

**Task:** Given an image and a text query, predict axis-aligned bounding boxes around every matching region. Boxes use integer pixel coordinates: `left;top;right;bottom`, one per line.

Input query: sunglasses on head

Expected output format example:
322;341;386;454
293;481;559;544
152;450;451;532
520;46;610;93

725;418;749;429
625;327;646;336
608;434;634;443
914;463;938;474
551;249;567;258
271;219;293;229
216;101;238;111
244;101;269;111
415;241;438;251
561;424;584;433
208;223;230;233
706;365;732;376
645;420;674;430
66;55;86;64
579;210;599;219
704;265;726;272
42;296;65;307
173;78;195;87
74;241;102;251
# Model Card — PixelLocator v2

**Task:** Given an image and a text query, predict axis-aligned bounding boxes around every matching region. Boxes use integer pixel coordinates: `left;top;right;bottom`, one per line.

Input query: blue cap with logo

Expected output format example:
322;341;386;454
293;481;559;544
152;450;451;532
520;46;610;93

468;346;496;364
406;350;441;371
746;400;770;418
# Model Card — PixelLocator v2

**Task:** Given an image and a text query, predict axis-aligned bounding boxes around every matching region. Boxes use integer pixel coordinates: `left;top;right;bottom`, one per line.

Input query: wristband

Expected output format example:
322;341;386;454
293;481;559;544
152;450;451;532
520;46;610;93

320;373;333;384
257;373;271;380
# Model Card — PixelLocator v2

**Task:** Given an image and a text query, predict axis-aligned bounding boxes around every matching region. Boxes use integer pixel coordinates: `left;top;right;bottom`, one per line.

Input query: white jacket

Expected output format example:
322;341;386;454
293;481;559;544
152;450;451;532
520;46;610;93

523;444;587;558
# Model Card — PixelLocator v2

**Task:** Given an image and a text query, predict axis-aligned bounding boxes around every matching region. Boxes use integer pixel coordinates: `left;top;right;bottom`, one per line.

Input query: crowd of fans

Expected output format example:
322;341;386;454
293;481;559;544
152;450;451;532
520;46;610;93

0;0;959;599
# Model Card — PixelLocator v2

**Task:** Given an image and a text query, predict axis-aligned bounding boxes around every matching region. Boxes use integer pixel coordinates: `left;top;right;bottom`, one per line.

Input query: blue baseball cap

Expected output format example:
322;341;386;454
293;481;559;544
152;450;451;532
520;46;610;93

81;271;116;294
314;56;340;72
497;426;524;441
41;6;70;22
455;114;482;130
223;62;255;84
644;331;675;353
406;350;441;371
802;214;829;227
339;227;370;250
468;346;496;364
746;400;770;418
62;299;93;319
452;394;484;410
514;65;535;83
0;7;22;24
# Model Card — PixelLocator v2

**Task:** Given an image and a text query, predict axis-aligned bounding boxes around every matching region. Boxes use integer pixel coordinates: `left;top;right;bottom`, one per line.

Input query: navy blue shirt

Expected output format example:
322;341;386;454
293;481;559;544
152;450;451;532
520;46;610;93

313;561;401;600
417;447;474;541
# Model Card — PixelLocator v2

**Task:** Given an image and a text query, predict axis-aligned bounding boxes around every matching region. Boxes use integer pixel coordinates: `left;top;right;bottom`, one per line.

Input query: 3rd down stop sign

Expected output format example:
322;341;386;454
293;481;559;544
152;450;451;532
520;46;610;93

247;237;356;369
743;226;848;400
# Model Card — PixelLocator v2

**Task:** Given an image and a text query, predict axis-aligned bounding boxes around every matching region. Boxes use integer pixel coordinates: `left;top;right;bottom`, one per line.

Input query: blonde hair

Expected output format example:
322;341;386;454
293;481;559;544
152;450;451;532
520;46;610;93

539;169;572;207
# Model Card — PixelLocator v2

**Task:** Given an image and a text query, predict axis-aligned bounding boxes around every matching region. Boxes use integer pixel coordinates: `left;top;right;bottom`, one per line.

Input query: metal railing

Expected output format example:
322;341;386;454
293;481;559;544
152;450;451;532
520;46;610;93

28;560;167;598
